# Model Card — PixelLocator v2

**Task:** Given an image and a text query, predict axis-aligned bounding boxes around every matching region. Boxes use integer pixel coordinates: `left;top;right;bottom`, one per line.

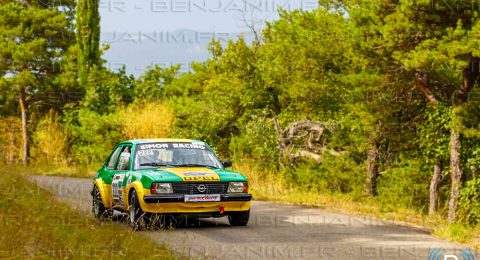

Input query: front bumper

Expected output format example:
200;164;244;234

143;193;252;203
138;193;252;213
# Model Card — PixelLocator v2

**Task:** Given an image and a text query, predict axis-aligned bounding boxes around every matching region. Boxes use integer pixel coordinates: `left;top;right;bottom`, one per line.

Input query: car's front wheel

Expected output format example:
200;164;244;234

129;189;146;230
228;210;250;226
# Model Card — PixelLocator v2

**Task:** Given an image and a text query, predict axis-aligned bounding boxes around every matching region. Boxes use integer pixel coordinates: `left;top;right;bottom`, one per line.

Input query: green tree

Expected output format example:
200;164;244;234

0;1;74;164
259;6;420;197
82;67;135;114
378;0;480;222
134;65;180;100
76;0;101;87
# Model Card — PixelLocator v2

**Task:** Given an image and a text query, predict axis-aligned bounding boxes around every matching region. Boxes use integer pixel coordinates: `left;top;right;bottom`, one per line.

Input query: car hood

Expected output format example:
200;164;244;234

138;167;247;183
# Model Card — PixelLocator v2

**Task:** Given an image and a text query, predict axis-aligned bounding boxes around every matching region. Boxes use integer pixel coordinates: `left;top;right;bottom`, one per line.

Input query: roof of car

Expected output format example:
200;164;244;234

121;138;201;145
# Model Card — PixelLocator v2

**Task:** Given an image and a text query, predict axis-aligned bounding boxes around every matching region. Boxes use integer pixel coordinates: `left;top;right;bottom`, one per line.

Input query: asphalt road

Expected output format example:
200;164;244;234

30;176;468;260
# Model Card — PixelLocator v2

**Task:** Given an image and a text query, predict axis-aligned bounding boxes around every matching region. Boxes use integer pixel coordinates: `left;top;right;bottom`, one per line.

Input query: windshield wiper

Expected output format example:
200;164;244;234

140;163;178;168
177;163;218;169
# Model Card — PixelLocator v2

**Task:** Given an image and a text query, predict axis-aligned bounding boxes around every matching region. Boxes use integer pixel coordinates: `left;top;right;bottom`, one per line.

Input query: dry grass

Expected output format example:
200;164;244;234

21;163;98;178
118;101;175;140
0;117;22;163
32;110;69;165
0;166;176;259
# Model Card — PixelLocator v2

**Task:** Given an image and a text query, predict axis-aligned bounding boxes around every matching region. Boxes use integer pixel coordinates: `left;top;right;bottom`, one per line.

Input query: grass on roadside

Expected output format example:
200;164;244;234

0;166;176;259
12;163;99;178
433;224;475;244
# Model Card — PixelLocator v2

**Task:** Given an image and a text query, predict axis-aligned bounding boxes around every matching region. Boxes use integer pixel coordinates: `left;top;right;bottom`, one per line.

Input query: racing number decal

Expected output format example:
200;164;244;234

137;150;153;156
112;174;125;203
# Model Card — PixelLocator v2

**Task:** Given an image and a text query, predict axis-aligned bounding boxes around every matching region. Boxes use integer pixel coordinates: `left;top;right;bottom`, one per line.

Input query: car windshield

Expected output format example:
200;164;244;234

133;142;222;170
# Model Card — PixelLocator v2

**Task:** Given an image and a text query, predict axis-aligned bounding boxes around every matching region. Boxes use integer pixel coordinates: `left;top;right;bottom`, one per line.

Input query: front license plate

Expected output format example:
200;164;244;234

184;194;221;202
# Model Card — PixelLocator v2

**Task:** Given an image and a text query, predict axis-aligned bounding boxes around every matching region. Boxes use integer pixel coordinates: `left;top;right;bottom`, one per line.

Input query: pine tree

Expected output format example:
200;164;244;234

351;0;480;222
0;1;75;165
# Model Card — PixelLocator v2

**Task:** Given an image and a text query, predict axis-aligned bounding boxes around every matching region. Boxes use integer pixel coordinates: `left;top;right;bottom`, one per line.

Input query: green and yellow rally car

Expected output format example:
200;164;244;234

91;139;252;229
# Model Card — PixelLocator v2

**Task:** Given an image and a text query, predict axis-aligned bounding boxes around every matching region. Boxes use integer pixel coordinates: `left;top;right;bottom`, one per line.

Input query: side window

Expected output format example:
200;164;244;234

106;147;122;170
116;146;132;171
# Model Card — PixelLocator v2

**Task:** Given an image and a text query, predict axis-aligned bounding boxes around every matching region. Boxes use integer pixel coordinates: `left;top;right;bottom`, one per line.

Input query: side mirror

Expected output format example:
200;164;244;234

222;161;233;168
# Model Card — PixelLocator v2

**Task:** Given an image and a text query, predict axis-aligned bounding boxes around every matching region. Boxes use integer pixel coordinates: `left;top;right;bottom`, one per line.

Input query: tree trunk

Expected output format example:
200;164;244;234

448;129;462;223
19;89;30;165
428;160;442;215
446;59;479;222
366;144;379;197
416;73;444;215
417;60;479;222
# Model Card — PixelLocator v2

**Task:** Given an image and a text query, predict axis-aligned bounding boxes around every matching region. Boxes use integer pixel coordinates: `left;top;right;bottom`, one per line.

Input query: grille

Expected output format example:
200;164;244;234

172;182;228;195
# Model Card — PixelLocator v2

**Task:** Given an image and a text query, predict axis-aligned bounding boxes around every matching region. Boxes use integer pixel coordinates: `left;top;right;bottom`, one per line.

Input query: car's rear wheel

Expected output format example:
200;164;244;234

228;210;250;226
129;189;146;230
92;185;111;220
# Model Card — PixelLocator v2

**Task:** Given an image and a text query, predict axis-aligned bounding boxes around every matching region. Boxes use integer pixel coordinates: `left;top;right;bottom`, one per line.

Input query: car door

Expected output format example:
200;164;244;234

103;145;122;186
112;145;132;206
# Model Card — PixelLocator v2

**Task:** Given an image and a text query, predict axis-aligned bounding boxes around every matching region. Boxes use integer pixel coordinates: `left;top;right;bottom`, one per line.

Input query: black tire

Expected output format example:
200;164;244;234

129;189;146;230
228;210;250;226
92;185;111;220
150;214;175;229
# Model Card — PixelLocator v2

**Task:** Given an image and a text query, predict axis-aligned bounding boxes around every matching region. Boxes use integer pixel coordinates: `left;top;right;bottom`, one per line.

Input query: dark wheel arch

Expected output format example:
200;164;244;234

228;210;250;226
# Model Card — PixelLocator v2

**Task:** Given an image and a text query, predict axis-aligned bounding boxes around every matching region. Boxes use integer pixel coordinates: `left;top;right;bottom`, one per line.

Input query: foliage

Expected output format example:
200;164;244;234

76;0;101;86
459;178;480;225
4;0;480;232
0;1;75;98
32;110;68;165
433;223;475;244
62;101;175;165
417;104;451;162
83;66;135;114
260;8;357;118
0;0;76;164
229;116;278;164
0;117;22;163
135;65;180;100
284;153;365;195
64;108;121;165
117;101;175;140
376;158;432;212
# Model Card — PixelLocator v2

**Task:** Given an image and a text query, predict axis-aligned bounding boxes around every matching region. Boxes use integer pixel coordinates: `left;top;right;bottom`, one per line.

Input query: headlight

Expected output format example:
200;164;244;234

228;182;248;193
151;183;173;194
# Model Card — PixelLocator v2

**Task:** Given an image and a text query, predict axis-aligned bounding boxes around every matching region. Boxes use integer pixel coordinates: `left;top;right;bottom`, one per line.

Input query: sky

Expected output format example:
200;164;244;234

99;0;319;76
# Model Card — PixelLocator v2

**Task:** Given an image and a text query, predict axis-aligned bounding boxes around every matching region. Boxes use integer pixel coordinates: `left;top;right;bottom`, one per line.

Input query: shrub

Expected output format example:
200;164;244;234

117;101;175;140
0;117;22;163
32;110;68;165
65;108;122;165
376;159;431;213
458;178;480;225
229;116;278;165
282;153;365;196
